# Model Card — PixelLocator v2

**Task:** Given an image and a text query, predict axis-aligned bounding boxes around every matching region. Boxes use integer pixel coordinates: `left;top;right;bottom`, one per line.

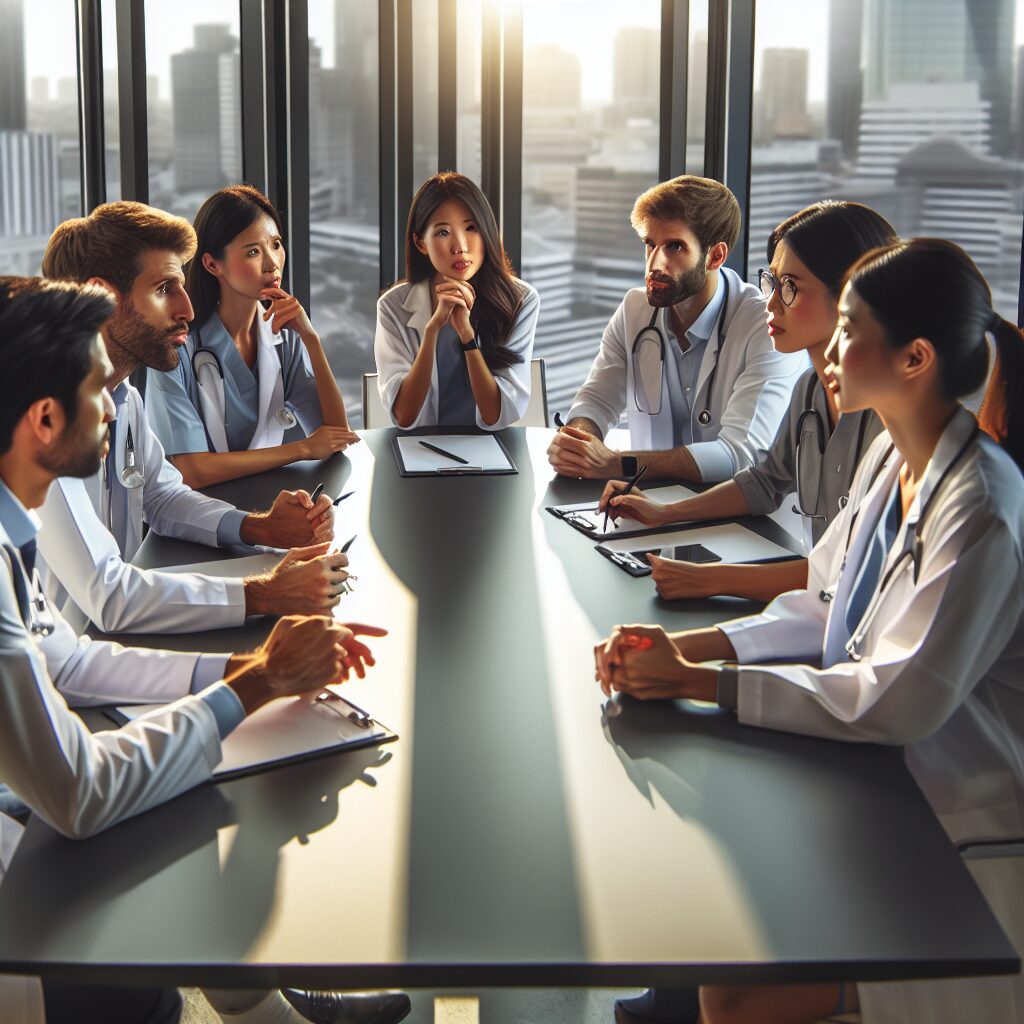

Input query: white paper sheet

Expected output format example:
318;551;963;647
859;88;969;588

396;434;514;473
156;553;283;578
551;484;699;538
598;522;798;563
115;688;388;779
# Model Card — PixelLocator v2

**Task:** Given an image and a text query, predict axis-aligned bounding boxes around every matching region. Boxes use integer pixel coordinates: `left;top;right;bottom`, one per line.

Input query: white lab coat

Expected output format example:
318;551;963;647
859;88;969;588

719;406;1024;1023
566;267;806;481
374;278;540;430
0;532;225;1024
35;382;247;636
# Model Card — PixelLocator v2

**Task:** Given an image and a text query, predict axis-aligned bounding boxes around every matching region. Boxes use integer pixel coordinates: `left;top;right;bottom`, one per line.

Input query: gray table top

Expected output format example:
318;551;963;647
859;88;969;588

0;427;1017;989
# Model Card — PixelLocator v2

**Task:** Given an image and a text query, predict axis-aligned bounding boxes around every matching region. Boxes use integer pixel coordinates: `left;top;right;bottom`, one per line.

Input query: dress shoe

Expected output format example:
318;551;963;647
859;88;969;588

614;987;700;1024
282;989;411;1024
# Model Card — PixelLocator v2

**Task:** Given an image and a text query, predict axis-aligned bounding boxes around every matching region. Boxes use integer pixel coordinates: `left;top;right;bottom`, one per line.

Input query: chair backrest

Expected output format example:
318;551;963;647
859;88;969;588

362;373;390;430
361;357;549;430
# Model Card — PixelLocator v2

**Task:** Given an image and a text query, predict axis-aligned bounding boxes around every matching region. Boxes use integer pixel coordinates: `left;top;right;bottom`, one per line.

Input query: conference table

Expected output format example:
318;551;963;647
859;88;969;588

0;427;1017;993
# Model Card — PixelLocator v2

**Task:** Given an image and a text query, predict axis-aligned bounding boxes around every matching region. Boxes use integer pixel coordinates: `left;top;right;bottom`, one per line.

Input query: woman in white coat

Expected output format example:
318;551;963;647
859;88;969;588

374;172;539;429
595;238;1024;1024
145;185;359;488
597;201;895;604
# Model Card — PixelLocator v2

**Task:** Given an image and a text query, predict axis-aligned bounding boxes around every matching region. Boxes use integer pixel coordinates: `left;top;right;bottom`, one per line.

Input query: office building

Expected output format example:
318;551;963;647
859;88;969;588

170;23;239;192
0;129;59;238
826;0;863;162
524;44;582;111
756;48;812;143
611;26;660;124
856;82;991;182
0;0;25;130
864;0;1015;155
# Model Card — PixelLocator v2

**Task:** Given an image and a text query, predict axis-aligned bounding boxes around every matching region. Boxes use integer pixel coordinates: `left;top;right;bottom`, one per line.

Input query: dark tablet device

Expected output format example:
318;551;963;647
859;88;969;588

596;542;722;577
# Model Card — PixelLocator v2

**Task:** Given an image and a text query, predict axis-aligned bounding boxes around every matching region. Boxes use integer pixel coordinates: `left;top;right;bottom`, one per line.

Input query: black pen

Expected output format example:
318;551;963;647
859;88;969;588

332;490;355;506
419;440;468;465
603;463;647;533
554;412;565;428
340;534;357;554
310;482;325;502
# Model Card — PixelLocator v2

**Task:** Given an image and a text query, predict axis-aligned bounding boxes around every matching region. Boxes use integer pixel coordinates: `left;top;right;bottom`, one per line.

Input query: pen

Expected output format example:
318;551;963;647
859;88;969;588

602;463;647;533
554;412;565;428
310;482;325;502
332;490;355;506
419;440;468;465
340;534;357;554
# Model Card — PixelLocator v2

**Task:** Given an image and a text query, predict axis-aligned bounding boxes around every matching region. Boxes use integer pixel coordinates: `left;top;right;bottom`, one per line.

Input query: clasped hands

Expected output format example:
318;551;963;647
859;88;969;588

593;624;718;703
429;275;476;342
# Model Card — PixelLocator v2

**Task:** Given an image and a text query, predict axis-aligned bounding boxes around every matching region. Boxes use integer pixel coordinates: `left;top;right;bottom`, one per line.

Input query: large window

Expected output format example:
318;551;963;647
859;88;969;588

0;0;79;275
749;0;1024;320
308;0;380;417
520;0;662;415
146;1;242;222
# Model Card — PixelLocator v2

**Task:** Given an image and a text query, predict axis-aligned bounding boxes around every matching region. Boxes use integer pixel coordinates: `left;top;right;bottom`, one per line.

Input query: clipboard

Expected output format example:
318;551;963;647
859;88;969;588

546;484;699;540
393;433;517;477
105;688;397;782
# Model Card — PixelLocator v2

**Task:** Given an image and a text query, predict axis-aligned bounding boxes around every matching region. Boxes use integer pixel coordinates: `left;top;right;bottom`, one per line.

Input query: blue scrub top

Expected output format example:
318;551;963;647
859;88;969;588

435;323;480;426
145;312;325;454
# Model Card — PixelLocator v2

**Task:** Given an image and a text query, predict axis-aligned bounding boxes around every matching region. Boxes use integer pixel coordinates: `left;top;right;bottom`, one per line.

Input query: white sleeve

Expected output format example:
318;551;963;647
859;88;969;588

137;405;242;547
374;293;434;428
731;507;1023;745
0;551;221;839
36;478;246;634
565;299;630;437
475;284;540;430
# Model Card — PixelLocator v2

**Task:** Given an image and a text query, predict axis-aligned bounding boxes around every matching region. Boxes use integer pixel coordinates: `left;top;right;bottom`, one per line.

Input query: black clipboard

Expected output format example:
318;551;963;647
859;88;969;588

545;501;676;541
392;433;518;477
105;691;398;783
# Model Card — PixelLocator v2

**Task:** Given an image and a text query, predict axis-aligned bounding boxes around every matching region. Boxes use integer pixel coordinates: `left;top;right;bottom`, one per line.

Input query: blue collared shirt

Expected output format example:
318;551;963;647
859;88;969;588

664;276;727;467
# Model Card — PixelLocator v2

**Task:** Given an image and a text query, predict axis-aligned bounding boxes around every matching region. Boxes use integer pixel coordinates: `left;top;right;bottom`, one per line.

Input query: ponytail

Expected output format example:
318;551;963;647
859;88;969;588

978;315;1024;471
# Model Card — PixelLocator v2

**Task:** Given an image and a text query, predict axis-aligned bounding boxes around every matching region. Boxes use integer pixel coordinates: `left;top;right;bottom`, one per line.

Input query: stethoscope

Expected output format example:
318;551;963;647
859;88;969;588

791;374;869;521
7;550;54;637
838;424;980;661
631;274;730;428
192;323;298;431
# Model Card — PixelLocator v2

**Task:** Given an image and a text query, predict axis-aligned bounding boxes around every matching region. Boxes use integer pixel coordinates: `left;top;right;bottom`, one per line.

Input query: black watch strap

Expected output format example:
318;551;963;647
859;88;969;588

620;455;638;477
460;337;480;352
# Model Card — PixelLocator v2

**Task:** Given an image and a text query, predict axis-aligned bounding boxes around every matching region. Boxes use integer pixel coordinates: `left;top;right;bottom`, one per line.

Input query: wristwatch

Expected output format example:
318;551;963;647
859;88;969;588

620;454;638;477
460;337;480;352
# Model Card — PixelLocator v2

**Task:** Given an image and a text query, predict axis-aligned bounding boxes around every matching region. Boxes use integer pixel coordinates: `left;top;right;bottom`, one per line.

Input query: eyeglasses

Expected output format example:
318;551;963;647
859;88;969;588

758;268;798;308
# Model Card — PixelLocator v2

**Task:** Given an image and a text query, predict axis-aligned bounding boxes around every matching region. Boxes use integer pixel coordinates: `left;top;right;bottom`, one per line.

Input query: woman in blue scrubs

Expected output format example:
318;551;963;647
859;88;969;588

146;185;359;487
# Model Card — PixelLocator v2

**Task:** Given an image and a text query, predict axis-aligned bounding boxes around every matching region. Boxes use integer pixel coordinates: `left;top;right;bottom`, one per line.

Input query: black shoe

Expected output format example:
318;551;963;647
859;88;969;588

282;990;411;1024
614;987;701;1024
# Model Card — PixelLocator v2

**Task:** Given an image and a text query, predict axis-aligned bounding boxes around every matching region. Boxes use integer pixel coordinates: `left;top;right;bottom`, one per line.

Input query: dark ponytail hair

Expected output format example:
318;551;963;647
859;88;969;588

846;237;1024;470
767;200;898;297
185;184;283;329
404;173;523;371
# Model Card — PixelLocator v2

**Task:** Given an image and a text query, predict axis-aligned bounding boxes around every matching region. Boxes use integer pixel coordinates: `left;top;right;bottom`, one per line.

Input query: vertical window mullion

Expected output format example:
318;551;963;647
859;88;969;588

378;0;398;289
115;0;148;203
659;0;689;181
501;0;522;272
723;0;755;278
287;0;310;310
438;0;457;172
77;0;106;212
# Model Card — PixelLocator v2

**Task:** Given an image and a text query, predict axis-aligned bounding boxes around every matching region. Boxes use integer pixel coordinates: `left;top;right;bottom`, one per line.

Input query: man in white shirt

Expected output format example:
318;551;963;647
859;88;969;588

547;175;805;482
37;201;349;640
0;276;401;1024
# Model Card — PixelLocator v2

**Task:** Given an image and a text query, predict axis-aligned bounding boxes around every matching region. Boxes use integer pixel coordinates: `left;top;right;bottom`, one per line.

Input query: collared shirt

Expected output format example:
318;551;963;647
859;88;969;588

663;276;726;450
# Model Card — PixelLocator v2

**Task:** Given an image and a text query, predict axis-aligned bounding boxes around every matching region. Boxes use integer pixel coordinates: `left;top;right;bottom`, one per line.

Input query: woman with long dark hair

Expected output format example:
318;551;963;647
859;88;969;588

146;184;358;488
597;201;897;605
597;239;1024;1024
374;173;540;428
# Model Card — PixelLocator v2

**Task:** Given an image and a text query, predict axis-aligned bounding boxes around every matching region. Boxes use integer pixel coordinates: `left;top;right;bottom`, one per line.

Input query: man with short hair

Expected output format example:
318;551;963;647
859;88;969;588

547;175;804;482
0;276;399;1024
37;202;350;647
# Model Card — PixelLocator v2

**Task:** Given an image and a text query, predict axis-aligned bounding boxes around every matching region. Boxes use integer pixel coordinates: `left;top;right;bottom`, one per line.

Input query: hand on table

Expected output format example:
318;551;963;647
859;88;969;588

547;425;620;478
597;480;668;525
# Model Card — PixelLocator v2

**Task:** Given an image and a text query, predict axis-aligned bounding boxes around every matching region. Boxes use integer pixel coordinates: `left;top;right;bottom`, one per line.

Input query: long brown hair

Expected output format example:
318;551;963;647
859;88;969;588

846;238;1024;470
404;173;523;370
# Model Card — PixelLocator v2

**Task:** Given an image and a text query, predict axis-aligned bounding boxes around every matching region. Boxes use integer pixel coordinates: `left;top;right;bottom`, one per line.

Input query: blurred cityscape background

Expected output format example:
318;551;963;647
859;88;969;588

1;0;1023;417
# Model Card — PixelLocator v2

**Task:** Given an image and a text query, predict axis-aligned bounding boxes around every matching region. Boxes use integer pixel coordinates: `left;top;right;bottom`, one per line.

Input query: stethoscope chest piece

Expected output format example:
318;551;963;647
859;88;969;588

275;407;298;429
697;408;712;427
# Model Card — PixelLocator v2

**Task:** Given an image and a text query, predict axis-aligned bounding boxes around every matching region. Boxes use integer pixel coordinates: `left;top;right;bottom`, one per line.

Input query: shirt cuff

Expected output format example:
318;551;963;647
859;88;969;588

216;509;248;548
717;665;740;711
565;402;614;438
687;439;737;483
190;654;232;694
198;681;246;740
